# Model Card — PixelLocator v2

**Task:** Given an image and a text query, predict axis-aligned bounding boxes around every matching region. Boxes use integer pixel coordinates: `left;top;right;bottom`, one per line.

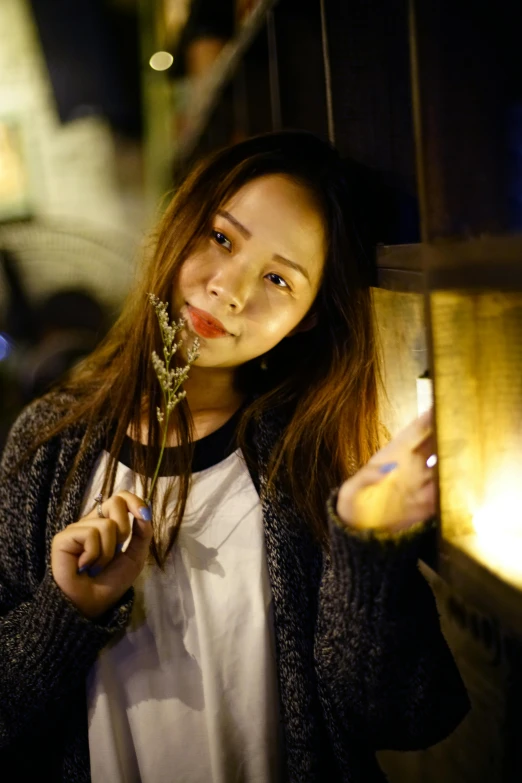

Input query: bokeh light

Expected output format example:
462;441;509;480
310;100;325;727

149;51;174;71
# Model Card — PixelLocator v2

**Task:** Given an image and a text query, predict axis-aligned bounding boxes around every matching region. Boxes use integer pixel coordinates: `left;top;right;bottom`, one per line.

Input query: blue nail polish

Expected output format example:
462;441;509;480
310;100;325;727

116;542;124;553
379;462;398;474
138;505;152;522
88;565;103;578
77;565;89;575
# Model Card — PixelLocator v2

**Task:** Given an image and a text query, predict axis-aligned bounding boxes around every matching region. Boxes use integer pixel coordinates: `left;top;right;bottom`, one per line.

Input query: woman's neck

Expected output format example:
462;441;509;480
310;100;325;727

132;365;246;445
182;365;245;415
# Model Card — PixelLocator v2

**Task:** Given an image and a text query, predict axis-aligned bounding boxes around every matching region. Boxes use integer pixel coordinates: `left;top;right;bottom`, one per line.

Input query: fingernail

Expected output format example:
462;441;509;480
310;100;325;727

77;565;89;575
115;542;124;553
138;505;152;522
88;565;103;578
379;462;398;474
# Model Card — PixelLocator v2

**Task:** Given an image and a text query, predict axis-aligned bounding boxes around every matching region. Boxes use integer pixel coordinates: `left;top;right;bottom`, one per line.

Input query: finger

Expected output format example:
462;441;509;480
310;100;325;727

394;409;434;447
397;481;436;527
337;463;391;517
109;491;151;523
80;509;132;549
349;463;393;492
413;432;436;462
56;525;102;571
415;479;437;515
109;492;153;546
101;495;137;533
409;419;434;452
419;460;436;487
85;491;149;522
87;518;118;571
94;492;152;544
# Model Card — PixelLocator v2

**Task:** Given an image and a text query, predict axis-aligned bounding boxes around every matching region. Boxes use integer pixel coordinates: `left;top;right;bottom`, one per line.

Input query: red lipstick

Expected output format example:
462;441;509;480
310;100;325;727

187;305;230;338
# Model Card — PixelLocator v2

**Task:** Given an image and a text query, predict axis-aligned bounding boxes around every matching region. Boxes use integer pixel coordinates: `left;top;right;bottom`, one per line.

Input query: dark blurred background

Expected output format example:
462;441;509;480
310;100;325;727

0;0;147;444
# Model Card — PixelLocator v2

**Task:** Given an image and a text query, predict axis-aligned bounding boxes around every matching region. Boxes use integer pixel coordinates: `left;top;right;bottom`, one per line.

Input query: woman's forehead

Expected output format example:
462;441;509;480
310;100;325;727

220;175;326;261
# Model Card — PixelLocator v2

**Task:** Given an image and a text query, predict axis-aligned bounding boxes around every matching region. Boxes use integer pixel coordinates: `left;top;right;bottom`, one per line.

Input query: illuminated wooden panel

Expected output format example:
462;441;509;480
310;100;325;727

431;289;522;592
372;288;427;434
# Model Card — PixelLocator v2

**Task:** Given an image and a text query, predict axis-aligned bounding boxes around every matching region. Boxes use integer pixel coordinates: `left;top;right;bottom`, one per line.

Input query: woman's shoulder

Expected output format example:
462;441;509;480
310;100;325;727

2;391;79;463
15;390;76;431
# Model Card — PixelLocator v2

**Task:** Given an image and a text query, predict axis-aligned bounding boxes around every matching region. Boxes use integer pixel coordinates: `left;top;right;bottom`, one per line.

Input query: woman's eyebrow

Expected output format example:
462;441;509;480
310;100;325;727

273;254;311;283
217;209;311;284
217;209;251;239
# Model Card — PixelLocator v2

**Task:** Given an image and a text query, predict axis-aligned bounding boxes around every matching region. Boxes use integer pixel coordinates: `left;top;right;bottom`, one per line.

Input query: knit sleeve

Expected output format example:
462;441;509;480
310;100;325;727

314;488;470;753
0;400;134;748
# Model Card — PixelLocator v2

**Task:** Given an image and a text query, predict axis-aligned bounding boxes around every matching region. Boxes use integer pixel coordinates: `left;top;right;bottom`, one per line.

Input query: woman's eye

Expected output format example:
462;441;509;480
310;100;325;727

212;230;232;251
266;272;290;290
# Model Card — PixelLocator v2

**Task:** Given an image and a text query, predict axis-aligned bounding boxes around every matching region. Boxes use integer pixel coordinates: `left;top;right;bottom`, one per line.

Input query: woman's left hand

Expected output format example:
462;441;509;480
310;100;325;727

336;410;437;535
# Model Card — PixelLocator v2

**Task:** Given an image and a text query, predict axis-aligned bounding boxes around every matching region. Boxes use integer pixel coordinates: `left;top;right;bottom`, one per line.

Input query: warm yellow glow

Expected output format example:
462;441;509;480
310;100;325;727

468;474;522;586
473;496;522;541
149;51;174;71
473;469;522;537
430;288;522;589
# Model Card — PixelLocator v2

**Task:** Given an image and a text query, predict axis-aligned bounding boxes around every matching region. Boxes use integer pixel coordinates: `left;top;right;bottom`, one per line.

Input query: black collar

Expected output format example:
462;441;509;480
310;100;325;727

117;407;243;476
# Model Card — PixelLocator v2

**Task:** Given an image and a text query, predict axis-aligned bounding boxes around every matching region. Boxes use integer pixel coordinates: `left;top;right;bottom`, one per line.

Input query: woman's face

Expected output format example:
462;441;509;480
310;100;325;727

173;174;326;369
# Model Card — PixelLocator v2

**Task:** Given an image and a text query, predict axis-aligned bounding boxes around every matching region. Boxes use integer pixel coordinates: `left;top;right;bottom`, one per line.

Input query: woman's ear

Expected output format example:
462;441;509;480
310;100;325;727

286;310;319;338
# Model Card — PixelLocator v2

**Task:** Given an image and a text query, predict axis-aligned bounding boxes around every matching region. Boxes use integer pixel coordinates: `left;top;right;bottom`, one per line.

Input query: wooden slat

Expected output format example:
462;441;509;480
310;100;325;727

375;243;424;291
175;0;280;163
437;540;522;638
376;268;424;292
425;235;522;290
376;243;423;271
375;237;522;290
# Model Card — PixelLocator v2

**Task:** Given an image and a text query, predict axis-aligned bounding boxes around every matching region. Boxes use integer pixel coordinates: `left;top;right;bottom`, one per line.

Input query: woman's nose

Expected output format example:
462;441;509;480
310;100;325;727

207;267;250;311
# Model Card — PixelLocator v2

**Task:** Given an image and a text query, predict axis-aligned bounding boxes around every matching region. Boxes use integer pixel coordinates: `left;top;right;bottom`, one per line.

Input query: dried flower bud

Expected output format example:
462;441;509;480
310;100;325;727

147;294;198;500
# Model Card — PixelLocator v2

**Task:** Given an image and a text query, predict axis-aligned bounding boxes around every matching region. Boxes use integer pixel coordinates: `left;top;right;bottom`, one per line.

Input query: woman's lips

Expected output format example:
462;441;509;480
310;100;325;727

187;305;231;338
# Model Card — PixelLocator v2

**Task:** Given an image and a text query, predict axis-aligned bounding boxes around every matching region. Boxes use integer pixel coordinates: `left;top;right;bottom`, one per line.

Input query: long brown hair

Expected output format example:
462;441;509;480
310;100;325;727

24;132;385;563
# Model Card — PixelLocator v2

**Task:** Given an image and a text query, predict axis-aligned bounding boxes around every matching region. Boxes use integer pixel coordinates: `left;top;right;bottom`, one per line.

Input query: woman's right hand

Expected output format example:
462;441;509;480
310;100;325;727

51;492;153;620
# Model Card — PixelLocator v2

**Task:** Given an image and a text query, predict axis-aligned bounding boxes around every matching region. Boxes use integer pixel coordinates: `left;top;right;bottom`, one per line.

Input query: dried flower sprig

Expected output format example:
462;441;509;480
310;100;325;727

146;293;200;502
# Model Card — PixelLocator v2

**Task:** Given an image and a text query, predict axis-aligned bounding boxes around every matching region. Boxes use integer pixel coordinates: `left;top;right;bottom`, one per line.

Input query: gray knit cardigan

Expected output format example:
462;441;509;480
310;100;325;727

0;395;469;782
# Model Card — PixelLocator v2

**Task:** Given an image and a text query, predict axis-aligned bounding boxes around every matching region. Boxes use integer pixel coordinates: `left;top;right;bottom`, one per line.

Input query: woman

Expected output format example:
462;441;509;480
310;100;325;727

0;132;469;782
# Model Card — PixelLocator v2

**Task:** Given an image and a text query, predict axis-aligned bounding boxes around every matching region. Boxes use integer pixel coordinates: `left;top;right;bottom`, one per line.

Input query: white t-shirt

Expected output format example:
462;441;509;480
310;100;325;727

82;421;282;783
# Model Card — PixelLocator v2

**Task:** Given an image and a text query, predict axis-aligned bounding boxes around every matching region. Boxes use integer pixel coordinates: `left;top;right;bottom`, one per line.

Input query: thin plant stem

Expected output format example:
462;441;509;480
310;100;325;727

146;378;183;503
147;418;168;504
